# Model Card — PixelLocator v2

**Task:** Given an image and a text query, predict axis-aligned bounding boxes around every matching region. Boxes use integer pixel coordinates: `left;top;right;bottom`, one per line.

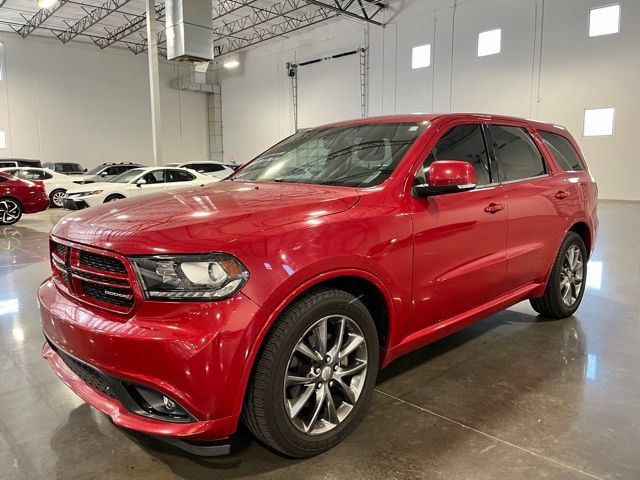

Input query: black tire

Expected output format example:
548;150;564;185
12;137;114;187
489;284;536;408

104;194;125;203
242;287;379;458
530;232;587;318
0;198;23;225
49;189;66;208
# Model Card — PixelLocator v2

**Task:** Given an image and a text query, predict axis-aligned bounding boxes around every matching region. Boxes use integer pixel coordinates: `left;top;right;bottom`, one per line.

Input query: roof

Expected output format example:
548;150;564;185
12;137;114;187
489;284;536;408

317;113;568;133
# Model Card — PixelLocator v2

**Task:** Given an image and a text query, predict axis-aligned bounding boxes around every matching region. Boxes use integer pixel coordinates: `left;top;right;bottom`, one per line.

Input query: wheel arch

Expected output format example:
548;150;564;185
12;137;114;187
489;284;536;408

0;195;24;210
568;221;592;257
232;268;394;417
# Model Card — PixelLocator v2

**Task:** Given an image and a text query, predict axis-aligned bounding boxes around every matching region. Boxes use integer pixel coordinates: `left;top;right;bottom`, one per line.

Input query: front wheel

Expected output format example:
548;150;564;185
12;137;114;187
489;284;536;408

242;288;379;458
0;198;23;225
530;232;587;318
49;189;66;208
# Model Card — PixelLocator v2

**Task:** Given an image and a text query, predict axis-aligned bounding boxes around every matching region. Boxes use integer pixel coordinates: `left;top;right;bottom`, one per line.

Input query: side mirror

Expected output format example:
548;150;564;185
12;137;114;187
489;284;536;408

136;178;147;187
100;171;108;177
413;160;477;197
83;168;88;172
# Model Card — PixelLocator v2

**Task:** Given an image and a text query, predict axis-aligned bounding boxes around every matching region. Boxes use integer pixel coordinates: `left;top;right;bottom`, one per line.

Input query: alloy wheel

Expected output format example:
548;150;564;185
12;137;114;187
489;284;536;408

560;245;584;306
52;191;66;207
284;314;368;436
0;200;20;224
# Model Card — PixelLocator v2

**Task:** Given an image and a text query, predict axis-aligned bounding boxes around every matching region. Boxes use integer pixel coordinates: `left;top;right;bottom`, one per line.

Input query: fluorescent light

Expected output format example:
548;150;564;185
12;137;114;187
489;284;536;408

37;0;57;9
223;59;240;69
477;28;501;57
589;4;620;37
411;44;431;69
583;108;615;136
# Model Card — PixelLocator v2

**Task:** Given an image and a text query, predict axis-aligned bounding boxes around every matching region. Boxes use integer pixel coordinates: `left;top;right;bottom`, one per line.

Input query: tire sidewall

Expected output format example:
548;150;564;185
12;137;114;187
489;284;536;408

552;233;588;316
263;292;379;455
49;189;66;208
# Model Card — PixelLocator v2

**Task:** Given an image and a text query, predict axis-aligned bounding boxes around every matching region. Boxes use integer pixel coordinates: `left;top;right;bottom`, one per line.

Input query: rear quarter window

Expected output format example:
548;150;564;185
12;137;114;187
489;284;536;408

539;131;584;172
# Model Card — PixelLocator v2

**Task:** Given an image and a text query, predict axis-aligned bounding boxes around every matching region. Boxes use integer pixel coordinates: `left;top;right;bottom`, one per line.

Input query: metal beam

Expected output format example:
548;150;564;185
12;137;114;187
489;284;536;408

14;0;70;38
57;0;135;43
94;3;165;49
214;0;310;39
303;0;385;26
215;6;339;55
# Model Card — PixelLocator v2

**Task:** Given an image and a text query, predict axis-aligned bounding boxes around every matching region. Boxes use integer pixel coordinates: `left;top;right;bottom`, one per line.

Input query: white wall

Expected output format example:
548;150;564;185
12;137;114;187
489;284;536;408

0;34;209;169
219;0;640;201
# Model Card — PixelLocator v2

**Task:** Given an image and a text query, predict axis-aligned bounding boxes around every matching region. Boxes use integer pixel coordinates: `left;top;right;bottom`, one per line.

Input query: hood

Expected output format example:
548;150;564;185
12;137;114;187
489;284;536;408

52;181;360;254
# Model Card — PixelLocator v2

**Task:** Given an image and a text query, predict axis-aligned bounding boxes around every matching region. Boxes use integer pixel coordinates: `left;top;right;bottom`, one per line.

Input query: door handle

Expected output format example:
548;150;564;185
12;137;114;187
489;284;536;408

554;190;570;200
484;203;505;214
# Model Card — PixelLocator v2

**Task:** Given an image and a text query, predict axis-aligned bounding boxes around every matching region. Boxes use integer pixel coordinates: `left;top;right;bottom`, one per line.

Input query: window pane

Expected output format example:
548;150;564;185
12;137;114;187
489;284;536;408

489;125;546;181
423;124;491;185
539;131;584;171
168;170;195;182
589;4;620;37
412;44;431;69
143;170;165;184
583;107;614;136
478;28;501;57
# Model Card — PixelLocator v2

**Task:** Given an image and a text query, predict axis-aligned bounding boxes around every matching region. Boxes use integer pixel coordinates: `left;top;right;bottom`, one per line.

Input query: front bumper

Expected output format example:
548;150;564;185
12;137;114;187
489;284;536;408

38;277;266;442
63;197;89;210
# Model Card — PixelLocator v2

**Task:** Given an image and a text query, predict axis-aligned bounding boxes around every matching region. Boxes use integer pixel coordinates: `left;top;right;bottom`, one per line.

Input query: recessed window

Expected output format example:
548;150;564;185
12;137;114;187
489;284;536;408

583;107;615;136
589;4;620;37
411;44;431;69
0;130;6;149
477;28;501;57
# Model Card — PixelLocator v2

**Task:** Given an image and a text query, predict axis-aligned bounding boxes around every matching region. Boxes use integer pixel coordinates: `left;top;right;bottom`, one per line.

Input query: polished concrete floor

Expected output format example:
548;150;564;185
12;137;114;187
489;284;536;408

1;202;638;479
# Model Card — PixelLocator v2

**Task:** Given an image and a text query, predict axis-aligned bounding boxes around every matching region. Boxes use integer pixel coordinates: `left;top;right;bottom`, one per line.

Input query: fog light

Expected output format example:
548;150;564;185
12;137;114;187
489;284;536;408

163;396;176;411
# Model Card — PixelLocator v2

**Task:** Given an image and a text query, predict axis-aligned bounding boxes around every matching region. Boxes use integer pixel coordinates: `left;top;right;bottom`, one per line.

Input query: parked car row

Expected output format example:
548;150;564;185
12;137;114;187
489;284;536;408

0;161;230;225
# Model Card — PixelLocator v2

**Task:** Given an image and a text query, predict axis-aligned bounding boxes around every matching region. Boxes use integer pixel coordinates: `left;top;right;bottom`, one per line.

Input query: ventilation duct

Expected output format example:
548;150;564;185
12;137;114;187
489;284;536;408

165;0;214;63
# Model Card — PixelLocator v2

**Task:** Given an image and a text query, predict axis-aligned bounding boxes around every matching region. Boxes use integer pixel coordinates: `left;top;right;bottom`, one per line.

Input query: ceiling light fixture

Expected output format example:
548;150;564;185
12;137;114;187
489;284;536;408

37;0;57;9
223;59;240;69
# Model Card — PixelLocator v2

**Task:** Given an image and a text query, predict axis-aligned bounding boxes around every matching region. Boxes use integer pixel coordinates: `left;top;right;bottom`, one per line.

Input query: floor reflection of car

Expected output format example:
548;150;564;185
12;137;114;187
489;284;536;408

39;114;598;458
62;166;216;210
0;167;86;208
0;172;49;225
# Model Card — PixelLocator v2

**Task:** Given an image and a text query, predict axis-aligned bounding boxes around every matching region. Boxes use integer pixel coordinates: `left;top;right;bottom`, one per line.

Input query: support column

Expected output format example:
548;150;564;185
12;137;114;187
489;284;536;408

146;0;162;166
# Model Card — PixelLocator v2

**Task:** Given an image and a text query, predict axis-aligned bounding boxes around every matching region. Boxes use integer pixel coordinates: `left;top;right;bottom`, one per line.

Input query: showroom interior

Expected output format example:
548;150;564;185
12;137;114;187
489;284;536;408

0;0;639;478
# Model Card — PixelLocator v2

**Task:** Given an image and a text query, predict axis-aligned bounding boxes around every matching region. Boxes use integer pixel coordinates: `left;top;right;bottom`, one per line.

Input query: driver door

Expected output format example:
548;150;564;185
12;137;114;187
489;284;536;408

411;122;508;332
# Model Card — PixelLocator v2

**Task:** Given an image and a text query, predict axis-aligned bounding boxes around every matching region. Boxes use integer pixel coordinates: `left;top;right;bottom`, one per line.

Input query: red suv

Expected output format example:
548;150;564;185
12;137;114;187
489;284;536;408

0;172;49;225
39;114;597;457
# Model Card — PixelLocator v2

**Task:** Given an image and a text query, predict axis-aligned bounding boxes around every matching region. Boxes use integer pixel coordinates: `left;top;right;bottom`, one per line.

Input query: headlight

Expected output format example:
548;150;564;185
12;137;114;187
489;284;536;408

78;190;103;197
130;254;249;300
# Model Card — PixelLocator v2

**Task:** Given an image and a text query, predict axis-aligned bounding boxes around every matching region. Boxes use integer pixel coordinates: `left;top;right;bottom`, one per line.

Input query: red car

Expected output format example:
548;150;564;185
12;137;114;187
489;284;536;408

39;114;597;457
0;172;49;225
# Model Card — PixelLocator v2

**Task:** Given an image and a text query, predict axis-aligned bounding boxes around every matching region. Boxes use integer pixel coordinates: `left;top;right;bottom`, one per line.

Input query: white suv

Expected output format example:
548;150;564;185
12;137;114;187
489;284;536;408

165;162;234;180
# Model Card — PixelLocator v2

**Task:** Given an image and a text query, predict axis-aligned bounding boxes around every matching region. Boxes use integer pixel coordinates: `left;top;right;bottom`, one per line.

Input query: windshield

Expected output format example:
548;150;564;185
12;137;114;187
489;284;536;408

229;122;426;187
109;168;144;183
86;165;108;175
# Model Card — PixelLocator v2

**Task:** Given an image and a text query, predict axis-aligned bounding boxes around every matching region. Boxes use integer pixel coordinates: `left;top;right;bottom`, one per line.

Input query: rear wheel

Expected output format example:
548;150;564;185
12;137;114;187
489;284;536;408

49;189;66;208
0;198;23;225
530;232;587;318
242;288;379;458
104;194;125;203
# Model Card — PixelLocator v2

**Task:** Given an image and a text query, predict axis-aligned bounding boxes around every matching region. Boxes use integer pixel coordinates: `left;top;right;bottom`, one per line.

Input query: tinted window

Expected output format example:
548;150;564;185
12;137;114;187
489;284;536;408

422;124;491;185
230;123;426;187
142;170;165;184
168;169;195;182
21;169;51;180
488;125;546;181
0;162;16;168
189;163;226;173
539;131;584;171
105;167;121;176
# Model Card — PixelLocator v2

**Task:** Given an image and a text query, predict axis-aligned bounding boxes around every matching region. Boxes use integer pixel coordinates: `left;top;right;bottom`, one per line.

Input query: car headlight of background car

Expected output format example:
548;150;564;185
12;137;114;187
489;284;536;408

75;190;104;197
130;254;249;300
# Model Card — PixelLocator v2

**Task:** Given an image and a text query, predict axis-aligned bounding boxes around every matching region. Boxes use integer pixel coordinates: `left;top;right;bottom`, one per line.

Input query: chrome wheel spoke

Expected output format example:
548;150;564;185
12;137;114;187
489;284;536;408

295;342;323;363
327;316;346;360
561;245;584;307
324;387;339;424
287;384;315;419
286;373;316;387
332;377;356;404
304;389;325;433
337;359;367;378
314;319;328;356
339;333;365;360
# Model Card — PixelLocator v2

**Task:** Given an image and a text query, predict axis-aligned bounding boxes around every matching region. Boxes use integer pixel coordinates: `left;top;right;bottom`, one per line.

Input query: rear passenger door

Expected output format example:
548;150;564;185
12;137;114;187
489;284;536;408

486;123;568;289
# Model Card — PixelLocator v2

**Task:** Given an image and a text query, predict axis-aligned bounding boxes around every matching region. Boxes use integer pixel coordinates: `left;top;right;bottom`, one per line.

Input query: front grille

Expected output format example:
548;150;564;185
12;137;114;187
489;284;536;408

57;349;116;399
79;251;127;274
81;281;135;308
50;238;135;313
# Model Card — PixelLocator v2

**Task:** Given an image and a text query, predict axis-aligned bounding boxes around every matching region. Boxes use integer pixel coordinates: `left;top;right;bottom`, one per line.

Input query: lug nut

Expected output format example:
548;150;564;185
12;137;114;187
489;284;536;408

325;355;332;363
317;382;323;389
329;380;334;387
333;364;339;371
314;367;320;374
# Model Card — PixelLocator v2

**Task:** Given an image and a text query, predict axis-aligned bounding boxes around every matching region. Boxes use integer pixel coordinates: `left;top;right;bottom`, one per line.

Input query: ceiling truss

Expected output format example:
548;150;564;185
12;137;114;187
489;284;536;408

0;0;386;58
